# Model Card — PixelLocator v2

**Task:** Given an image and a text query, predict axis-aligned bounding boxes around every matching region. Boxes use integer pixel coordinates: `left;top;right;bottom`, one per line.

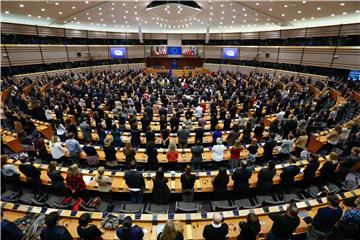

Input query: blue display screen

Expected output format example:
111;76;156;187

110;47;126;58
223;47;238;59
167;46;182;55
348;70;360;81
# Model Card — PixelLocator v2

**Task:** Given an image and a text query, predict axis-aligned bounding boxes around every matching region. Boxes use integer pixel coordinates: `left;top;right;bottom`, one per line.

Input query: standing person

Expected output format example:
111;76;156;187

124;142;136;169
306;193;343;240
77;213;103;240
65;133;82;164
195;122;205;144
212;167;229;195
47;161;67;195
279;156;300;194
1;155;21;192
267;203;300;240
33;132;50;162
303;154;320;188
49;136;66;163
180;165;196;202
203;212;229;240
229;140;244;169
145;126;156;144
212;138;226;162
79;118;92;143
232;160;252;198
226;125;241;147
83;141;99;167
103;139;118;168
146;141;158;170
257;160;276;195
294;130;308;157
55;120;67;142
212;125;222;145
166;142;179;163
322;125;341;154
124;161;145;203
152;167;170;204
1;211;24;240
65;164;86;199
40;212;73;240
319;152;339;185
237;213;261;240
160;127;170;147
111;124;122;148
278;133;295;162
94;166;112;202
263;133;276;163
177;124;190;148
157;220;184;240
130;123;141;149
19;156;42;197
191;140;204;170
116;216;144;240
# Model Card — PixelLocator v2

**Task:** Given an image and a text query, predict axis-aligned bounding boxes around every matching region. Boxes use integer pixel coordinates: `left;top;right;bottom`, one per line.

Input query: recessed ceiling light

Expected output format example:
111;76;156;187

72;6;76;9
220;22;223;24
58;11;63;15
85;1;89;4
302;1;306;3
221;16;224;19
55;2;59;5
269;8;272;11
356;10;360;13
256;2;259;6
284;5;288;8
125;21;128;24
298;11;302;14
47;17;50;20
220;4;224;7
64;21;67;23
342;12;347;15
302;18;305;20
41;8;45;12
233;15;236;18
28;14;31;17
221;11;224;14
255;13;258;16
86;12;89;15
210;6;213;10
210;12;213;15
37;16;41;18
88;17;91;20
125;10;128;13
267;18;270;21
145;21;148;23
73;17;77;20
293;19;297;21
99;12;102;15
4;11;9;14
255;18;258;21
98;8;102;10
244;14;247;16
317;7;321;11
167;11;170;14
135;11;138;14
231;21;234;23
111;7;114;10
124;16;126;18
243;20;246;22
242;8;246;11
122;3;126;6
310;17;314;19
340;3;345;6
19;4;24;7
112;2;115;5
100;19;103;21
281;13;285;16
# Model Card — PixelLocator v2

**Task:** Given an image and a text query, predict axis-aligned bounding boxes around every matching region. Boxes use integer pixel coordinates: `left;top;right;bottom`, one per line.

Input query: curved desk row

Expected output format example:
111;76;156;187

1;189;358;240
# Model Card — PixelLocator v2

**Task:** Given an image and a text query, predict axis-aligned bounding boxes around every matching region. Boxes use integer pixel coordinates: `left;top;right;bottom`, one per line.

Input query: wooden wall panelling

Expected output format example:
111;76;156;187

222;33;241;40
239;46;258;61
241;32;260;40
107;32;127;40
6;45;43;66
331;47;360;70
306;25;340;38
65;29;87;38
151;33;167;40
260;30;281;39
301;47;335;68
1;22;37;35
127;33;138;40
88;45;109;60
1;45;11;67
258;46;279;62
209;33;223;40
203;63;221;72
278;46;303;65
87;30;107;39
41;45;68;64
204;46;221;59
281;28;306;39
37;26;65;37
197;34;206;40
340;23;360;36
127;46;145;58
181;34;198;40
67;45;90;62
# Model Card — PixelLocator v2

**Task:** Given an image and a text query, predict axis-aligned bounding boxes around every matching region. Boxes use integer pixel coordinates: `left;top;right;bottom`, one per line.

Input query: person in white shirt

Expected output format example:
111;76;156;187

55;121;66;142
45;109;53;121
1;155;21;190
212;138;227;162
195;105;203;118
49;136;65;163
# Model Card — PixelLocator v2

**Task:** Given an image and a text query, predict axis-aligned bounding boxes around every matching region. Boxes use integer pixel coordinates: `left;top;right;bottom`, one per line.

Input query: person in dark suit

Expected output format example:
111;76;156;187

263;134;277;163
146;141;158;170
170;115;180;133
203;212;228;240
152;167;170;204
237;213;261;240
232;160;252;198
130;123;141;148
319;152;339;185
195;124;205;144
303;153;320;188
125;161;145;203
257;160;276;195
212;167;229;196
191;141;204;170
280;156;300;194
18;156;42;196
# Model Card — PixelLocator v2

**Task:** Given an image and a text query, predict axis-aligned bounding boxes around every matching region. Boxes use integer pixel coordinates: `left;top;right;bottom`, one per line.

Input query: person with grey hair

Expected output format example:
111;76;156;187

79;118;92;142
212;138;226;162
202;212;229;240
177;124;190;148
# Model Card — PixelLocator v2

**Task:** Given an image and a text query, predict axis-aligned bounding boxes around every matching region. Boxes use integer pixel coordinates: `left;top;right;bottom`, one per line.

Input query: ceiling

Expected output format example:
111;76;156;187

1;1;360;33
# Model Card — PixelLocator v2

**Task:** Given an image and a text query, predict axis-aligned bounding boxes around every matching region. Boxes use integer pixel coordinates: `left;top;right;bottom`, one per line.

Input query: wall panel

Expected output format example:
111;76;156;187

88;45;109;60
127;46;145;58
340;23;360;36
203;63;221;72
204;46;221;59
332;47;360;70
1;22;37;35
108;32;127;39
278;47;303;65
302;47;334;68
67;45;90;62
41;45;68;64
65;29;87;38
241;32;260;40
260;30;280;39
88;31;107;39
281;28;306;39
258;46;279;63
306;25;340;38
1;45;11;67
223;33;241;40
181;34;198;40
6;45;43;66
37;26;65;37
210;33;223;40
239;46;258;61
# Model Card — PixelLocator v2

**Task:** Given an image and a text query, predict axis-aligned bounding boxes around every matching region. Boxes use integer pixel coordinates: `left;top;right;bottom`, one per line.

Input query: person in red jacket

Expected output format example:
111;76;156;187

66;164;86;199
166;142;179;163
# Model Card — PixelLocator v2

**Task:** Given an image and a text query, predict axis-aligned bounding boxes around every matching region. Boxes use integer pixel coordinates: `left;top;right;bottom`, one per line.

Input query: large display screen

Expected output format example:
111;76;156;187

167;46;182;55
110;47;126;58
182;46;197;56
348;70;360;81
151;46;167;56
223;47;238;59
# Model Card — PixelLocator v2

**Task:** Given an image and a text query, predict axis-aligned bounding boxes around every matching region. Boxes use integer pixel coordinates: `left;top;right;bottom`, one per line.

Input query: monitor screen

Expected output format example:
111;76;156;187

110;47;126;58
151;46;167;56
182;46;197;56
167;46;182;55
223;47;238;59
348;70;360;81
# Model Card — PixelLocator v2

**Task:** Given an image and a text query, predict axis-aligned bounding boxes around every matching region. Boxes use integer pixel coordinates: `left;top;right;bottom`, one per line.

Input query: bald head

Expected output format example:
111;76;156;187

213;212;223;224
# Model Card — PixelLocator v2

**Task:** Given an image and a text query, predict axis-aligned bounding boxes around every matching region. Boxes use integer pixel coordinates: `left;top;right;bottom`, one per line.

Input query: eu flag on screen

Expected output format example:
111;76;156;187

167;46;182;55
110;47;126;58
223;47;238;59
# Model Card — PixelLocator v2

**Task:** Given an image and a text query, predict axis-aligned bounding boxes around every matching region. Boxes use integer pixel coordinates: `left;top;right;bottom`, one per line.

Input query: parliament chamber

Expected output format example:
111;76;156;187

1;1;360;240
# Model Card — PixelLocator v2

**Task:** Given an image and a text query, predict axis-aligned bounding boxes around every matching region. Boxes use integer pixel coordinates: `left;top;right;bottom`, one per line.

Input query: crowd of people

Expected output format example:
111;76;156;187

1;69;360;240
